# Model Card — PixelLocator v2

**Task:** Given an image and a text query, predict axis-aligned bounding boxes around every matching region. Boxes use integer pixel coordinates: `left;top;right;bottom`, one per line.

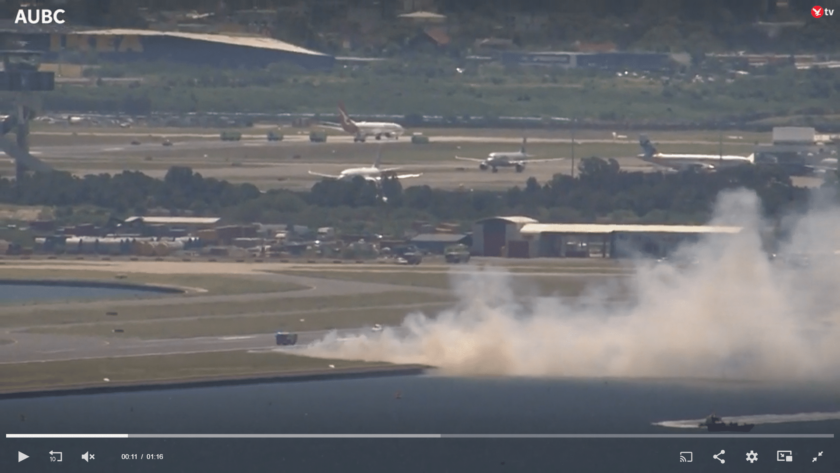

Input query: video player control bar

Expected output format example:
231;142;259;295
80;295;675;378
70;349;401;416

7;433;835;439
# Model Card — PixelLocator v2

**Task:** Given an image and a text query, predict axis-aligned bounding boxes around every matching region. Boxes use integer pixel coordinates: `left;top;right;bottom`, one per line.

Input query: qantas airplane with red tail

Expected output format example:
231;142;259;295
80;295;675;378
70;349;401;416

319;102;405;142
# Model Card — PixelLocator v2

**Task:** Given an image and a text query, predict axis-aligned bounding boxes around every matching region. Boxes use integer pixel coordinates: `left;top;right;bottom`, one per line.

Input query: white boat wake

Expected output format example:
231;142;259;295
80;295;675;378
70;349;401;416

654;411;840;429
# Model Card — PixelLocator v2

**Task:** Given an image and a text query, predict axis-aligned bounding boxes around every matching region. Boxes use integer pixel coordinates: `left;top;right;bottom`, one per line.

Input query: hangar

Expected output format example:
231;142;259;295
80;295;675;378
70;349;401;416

471;216;537;257
518;224;742;259
3;27;334;70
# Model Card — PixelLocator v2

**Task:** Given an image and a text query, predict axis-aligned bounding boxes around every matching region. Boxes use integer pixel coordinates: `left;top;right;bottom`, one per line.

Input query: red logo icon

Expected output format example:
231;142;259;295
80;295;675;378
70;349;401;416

812;5;823;17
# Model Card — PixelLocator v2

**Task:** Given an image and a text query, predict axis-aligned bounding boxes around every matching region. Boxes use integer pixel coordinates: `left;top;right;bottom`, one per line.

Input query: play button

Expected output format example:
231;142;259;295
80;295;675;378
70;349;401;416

18;451;29;462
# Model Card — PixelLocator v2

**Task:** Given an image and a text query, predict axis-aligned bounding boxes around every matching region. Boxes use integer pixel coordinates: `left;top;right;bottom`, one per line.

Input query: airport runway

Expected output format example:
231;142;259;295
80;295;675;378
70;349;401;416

0;270;447;364
0;324;388;365
18;133;751;159
28;130;738;146
1;129;783;191
0;260;628;365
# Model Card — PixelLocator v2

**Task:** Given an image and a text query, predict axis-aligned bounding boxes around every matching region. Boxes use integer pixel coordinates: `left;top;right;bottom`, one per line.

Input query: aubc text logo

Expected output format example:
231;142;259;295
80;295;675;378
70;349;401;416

15;9;66;24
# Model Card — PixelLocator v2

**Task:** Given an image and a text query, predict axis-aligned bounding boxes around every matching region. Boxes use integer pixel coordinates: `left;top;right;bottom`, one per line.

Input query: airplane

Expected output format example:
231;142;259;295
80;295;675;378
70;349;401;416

810;157;838;175
318;102;405;142
638;135;755;172
308;148;421;182
455;137;565;173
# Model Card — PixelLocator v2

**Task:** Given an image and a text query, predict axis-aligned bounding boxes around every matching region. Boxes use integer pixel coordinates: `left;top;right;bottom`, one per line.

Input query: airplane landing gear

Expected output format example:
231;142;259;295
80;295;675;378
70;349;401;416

375;134;382;140
479;164;488;171
515;164;524;173
491;167;499;173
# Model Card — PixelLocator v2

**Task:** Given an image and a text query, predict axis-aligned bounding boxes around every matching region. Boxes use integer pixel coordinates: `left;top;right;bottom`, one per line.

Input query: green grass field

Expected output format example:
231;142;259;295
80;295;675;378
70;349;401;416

0;350;397;394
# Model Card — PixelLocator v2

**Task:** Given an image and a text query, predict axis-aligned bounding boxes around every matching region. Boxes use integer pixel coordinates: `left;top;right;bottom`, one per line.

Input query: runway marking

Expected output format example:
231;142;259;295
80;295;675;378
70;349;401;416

219;336;257;341
41;349;75;354
102;147;125;151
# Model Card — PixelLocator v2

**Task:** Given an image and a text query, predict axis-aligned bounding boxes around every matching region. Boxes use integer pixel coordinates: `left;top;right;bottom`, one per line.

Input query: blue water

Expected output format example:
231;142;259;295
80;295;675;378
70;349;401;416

1;375;837;472
0;284;167;303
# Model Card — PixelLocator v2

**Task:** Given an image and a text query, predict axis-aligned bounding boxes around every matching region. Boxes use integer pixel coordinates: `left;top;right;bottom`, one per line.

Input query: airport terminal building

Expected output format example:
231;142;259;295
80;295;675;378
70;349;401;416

471;217;742;259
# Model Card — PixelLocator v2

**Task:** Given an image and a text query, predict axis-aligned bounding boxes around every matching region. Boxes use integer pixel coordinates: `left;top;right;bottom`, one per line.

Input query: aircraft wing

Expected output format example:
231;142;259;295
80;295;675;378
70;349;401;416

394;173;422;179
670;161;716;172
520;158;566;164
379;166;403;173
308;170;341;179
455;156;484;163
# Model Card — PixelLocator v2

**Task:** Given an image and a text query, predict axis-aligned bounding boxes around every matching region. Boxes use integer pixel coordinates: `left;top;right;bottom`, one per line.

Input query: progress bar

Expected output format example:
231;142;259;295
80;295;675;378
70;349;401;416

7;434;834;439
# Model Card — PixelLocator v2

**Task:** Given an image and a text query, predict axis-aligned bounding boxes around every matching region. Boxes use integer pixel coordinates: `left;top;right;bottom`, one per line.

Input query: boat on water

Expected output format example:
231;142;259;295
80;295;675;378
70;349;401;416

699;414;755;433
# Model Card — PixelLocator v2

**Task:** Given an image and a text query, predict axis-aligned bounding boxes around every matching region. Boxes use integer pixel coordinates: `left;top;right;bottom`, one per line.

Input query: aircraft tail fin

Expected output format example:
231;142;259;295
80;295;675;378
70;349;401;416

337;101;358;133
521;136;527;154
639;134;657;158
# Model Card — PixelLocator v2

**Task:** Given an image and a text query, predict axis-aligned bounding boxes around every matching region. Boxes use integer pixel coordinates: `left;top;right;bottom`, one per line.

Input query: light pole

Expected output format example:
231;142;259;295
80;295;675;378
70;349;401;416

570;118;577;178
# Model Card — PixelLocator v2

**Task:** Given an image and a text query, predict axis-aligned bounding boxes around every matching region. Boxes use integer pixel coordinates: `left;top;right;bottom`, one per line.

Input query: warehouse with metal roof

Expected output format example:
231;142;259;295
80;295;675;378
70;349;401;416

471;216;538;257
517;223;743;259
12;28;335;70
124;216;221;226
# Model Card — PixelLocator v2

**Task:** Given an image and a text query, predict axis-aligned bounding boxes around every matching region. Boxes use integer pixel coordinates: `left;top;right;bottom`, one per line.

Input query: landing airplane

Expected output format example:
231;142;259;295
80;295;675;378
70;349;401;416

638;135;754;172
308;149;421;182
318;102;405;142
455;137;565;173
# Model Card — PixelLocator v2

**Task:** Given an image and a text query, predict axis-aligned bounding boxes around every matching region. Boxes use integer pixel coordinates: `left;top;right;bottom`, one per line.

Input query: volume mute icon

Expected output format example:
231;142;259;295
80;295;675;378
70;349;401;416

82;452;94;462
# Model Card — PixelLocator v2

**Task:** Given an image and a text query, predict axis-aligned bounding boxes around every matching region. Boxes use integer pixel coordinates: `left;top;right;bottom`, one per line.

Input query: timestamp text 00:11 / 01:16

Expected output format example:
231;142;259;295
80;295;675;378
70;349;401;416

121;454;164;460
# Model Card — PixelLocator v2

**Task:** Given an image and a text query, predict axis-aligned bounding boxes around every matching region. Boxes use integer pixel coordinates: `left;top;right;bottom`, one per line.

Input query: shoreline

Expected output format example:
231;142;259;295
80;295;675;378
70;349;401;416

0;364;430;400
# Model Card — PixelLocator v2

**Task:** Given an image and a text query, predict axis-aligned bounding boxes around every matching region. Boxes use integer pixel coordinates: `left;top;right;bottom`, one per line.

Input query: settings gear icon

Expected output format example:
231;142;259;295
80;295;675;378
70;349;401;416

746;450;758;463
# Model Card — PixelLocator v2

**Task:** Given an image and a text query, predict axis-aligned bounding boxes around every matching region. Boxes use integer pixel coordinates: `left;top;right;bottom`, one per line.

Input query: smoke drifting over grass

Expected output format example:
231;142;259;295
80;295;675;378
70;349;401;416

302;190;840;381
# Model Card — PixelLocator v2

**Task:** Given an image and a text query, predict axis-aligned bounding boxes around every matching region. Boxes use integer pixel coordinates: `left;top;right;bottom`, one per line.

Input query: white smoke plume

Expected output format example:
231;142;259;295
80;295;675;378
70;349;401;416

302;189;840;381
